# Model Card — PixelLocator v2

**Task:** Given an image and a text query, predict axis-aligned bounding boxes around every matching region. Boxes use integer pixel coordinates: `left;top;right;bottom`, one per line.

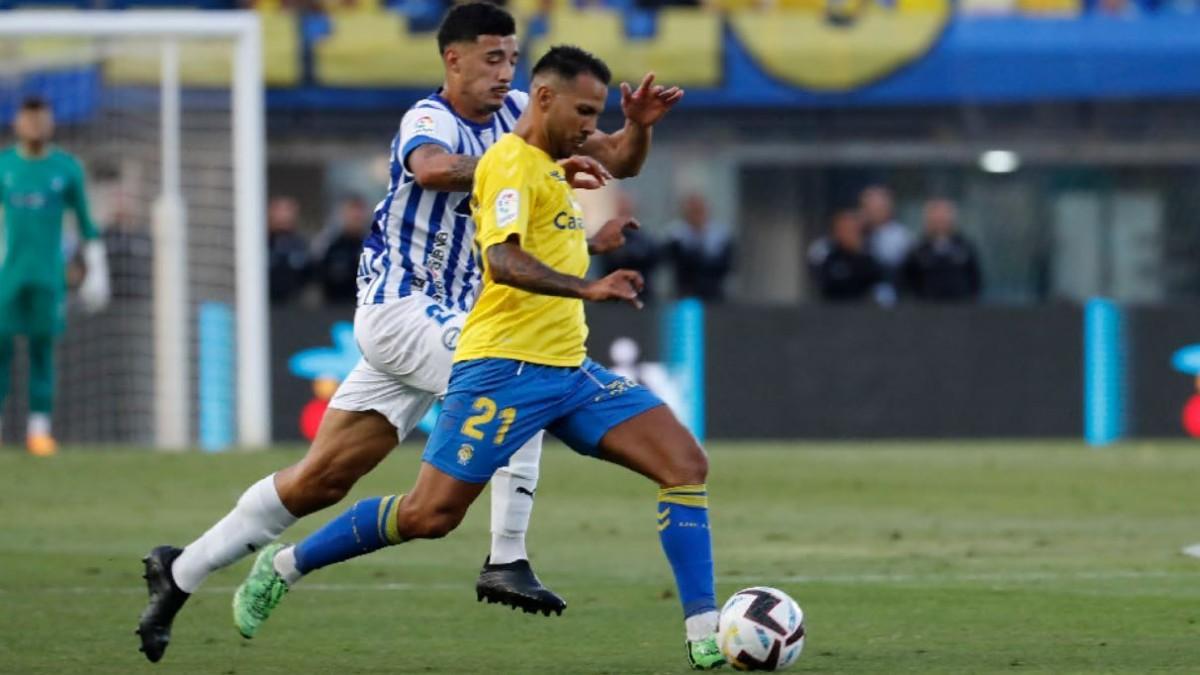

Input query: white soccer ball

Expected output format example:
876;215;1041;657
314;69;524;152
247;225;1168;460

717;586;805;671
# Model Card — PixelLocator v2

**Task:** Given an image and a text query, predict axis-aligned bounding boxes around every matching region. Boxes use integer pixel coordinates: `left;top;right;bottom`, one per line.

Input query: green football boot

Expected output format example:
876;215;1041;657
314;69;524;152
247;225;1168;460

687;635;726;670
232;543;290;639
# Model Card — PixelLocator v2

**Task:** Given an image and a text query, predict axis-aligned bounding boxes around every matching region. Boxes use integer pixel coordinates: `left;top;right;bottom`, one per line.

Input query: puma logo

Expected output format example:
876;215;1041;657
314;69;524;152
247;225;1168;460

515;486;536;498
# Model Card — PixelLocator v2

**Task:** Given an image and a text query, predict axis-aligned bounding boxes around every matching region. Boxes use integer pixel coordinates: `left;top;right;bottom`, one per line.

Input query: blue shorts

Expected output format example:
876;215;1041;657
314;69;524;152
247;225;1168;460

422;358;665;483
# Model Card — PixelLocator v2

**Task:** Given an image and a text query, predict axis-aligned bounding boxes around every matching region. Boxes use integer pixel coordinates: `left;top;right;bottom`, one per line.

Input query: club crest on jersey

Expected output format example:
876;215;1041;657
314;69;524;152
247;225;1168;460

457;444;474;465
413;115;436;136
442;326;461;351
495;189;519;228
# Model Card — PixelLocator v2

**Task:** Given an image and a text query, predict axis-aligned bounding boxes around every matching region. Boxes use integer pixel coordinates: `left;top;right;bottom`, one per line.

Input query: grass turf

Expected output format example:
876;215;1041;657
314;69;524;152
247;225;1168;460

2;441;1199;674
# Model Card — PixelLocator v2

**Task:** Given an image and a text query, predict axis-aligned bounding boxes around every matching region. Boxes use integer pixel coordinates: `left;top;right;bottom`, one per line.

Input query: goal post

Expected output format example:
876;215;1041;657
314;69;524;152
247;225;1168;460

0;11;270;449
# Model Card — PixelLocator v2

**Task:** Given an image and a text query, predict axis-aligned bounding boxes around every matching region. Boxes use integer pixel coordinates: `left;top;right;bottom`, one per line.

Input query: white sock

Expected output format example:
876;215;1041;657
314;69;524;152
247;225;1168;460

490;533;528;566
27;413;50;437
489;433;542;564
686;611;719;641
171;474;297;593
273;545;304;586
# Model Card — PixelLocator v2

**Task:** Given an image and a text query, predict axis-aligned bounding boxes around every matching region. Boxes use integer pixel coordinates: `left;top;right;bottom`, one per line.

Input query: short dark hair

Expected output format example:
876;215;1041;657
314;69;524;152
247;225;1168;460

532;45;611;86
436;2;516;54
19;95;48;112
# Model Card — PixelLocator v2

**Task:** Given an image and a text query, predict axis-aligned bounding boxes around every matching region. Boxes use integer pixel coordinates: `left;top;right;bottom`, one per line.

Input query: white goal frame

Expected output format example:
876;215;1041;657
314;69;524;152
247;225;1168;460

0;11;270;449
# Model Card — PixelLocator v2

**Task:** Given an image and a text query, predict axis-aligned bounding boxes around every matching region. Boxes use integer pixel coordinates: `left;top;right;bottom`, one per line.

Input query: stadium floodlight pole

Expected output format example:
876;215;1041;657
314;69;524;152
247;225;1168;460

0;11;272;449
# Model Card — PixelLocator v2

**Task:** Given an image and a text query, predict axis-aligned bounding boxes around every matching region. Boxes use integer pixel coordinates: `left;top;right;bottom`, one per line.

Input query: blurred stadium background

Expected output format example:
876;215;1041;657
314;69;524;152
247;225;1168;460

4;1;1200;672
3;0;1200;448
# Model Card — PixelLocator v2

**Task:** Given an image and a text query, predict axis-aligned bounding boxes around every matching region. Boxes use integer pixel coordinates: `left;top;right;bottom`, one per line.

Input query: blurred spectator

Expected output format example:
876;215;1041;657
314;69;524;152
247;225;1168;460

600;190;660;302
664;193;734;302
901;199;982;302
268;195;312;305
103;198;153;301
811;209;884;303
315;194;370;304
859;185;912;274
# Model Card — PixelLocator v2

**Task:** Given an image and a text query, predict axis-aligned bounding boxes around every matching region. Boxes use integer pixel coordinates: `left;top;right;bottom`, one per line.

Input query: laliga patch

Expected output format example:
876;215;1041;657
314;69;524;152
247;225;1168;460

495;189;519;228
412;115;436;136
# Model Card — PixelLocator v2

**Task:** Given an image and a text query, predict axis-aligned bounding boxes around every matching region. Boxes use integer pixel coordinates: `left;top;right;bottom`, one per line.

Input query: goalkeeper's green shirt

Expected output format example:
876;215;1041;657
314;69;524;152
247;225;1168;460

0;145;98;289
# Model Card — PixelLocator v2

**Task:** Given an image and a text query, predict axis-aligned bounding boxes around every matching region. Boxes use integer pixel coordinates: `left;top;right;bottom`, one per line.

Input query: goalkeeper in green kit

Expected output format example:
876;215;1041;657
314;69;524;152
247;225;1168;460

0;96;109;455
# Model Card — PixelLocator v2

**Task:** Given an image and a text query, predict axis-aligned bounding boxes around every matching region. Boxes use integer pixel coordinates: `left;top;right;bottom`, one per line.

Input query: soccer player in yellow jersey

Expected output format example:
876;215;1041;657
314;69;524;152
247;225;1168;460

232;47;722;669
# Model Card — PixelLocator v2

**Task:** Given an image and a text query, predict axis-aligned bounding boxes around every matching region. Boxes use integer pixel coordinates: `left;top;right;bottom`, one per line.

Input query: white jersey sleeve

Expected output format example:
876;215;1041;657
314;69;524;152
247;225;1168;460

398;105;460;172
507;89;530;115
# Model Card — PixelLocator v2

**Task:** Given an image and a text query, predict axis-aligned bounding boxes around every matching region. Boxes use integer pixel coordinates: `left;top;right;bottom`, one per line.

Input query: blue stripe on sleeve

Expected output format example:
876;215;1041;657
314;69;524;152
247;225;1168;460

400;136;452;172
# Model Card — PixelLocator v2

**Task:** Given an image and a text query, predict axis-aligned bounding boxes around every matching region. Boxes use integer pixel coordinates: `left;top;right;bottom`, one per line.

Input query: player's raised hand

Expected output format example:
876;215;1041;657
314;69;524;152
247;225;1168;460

588;217;639;255
583;269;644;309
620;73;685;128
559;155;612;190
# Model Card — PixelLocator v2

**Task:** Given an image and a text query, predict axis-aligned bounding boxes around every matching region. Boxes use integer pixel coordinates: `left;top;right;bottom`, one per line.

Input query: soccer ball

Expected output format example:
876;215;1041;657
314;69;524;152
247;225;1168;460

717;587;805;671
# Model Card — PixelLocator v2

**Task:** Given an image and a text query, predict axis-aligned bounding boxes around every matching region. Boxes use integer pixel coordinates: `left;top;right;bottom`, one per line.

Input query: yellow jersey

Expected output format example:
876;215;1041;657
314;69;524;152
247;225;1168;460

456;133;589;367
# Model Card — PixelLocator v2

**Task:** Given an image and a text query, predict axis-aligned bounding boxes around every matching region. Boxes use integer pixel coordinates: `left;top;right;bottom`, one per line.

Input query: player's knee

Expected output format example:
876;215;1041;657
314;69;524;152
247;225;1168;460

660;441;708;487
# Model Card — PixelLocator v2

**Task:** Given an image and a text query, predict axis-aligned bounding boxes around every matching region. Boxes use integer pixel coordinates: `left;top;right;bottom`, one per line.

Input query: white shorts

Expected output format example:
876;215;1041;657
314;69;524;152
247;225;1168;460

328;295;465;438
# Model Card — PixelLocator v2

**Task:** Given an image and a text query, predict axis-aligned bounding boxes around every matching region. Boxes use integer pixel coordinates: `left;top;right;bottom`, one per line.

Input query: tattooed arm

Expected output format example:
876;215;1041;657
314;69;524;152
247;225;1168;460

407;144;479;192
486;239;644;308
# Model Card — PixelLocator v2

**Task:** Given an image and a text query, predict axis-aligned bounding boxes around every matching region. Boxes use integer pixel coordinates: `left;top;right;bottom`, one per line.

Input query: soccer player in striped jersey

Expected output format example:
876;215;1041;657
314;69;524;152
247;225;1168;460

136;2;683;662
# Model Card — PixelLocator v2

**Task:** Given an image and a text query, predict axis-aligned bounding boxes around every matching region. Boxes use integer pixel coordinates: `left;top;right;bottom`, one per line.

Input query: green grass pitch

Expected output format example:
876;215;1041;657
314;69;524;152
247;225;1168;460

2;441;1200;674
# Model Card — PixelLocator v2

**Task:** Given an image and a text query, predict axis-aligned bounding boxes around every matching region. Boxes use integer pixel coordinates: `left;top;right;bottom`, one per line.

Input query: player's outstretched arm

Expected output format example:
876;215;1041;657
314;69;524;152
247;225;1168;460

587;216;639;255
409;146;614;193
486;240;644;308
408;144;480;193
580;72;684;179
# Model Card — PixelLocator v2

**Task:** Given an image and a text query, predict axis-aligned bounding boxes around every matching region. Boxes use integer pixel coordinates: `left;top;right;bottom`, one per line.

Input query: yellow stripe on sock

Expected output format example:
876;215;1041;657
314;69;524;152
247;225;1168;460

376;496;393;541
657;519;671;532
657;507;671;521
382;494;406;544
659;484;707;497
659;494;708;508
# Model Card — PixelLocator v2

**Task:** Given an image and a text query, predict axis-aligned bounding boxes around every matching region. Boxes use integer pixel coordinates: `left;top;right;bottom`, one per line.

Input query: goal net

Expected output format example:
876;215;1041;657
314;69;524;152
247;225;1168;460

0;12;268;450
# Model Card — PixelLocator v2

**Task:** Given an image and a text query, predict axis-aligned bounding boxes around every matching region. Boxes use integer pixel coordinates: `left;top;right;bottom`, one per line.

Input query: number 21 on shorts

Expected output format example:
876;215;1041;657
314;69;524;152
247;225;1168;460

461;397;517;445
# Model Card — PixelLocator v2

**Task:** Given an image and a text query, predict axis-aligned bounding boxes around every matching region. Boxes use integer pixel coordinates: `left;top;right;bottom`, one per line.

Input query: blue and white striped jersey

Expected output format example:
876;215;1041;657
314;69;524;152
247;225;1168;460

357;90;528;310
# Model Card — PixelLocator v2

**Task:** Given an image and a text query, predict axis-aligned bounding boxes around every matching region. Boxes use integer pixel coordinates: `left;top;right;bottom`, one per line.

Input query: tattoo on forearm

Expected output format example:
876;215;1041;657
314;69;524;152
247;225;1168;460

444;156;478;190
487;242;588;298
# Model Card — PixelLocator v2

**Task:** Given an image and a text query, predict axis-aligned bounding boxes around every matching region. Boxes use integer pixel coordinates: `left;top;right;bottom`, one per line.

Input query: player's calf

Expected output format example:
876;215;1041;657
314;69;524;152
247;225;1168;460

274;408;397;516
393;463;484;540
598;407;720;662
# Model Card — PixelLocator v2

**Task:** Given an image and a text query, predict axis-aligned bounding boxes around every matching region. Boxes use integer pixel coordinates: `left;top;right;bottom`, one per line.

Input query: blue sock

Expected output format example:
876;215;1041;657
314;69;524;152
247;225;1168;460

293;495;404;574
657;484;716;619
